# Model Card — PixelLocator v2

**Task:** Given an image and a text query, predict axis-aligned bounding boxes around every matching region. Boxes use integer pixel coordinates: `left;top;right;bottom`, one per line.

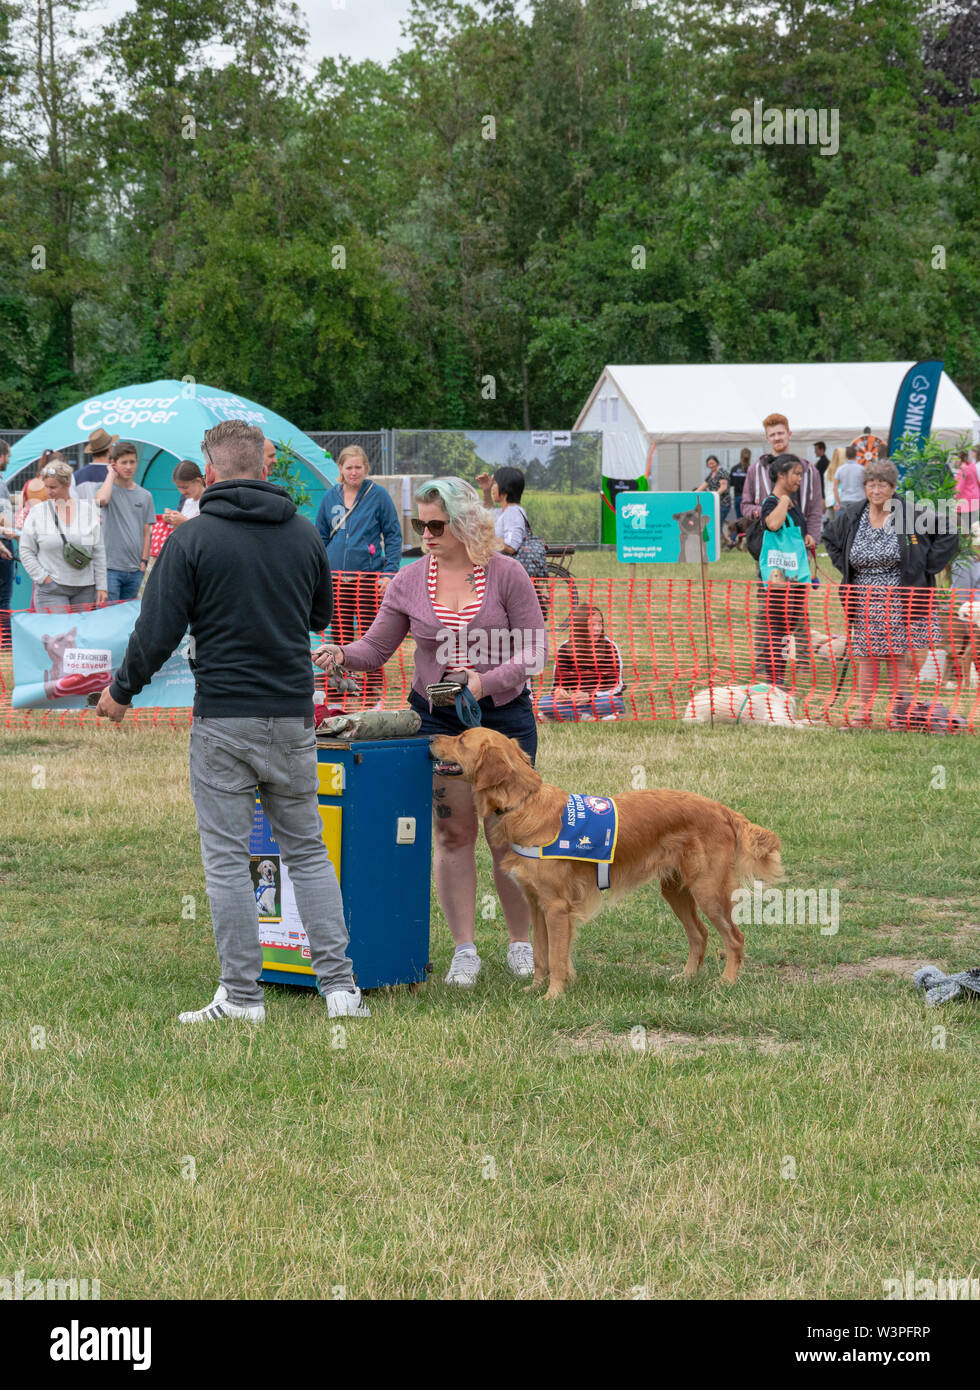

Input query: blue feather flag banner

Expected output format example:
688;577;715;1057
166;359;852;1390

887;359;944;458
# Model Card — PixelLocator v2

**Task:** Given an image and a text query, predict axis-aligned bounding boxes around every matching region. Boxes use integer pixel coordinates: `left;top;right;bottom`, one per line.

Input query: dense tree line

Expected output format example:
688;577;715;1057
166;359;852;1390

0;0;977;433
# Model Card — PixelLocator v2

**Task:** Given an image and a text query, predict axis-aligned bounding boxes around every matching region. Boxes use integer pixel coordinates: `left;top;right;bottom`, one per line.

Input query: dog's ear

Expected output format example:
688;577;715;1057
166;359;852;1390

472;742;515;792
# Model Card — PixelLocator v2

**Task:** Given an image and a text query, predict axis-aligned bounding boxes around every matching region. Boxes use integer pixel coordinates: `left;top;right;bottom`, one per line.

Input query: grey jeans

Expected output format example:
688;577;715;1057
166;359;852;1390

189;716;355;1004
35;581;96;612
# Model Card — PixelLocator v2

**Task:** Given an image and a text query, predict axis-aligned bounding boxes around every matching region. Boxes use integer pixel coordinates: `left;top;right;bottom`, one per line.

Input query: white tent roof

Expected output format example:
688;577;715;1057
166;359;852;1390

575;363;980;442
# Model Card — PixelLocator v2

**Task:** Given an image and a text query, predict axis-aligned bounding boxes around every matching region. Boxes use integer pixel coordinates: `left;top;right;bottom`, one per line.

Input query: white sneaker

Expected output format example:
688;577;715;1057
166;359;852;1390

507;941;535;978
445;950;482;987
178;984;265;1025
322;986;371;1018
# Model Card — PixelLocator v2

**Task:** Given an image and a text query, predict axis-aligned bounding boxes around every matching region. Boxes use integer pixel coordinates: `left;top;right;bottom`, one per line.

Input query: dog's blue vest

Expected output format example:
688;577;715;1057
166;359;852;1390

510;794;618;890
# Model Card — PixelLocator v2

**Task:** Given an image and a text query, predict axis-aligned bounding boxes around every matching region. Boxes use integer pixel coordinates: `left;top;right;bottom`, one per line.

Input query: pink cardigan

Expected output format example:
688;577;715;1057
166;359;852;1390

340;553;548;706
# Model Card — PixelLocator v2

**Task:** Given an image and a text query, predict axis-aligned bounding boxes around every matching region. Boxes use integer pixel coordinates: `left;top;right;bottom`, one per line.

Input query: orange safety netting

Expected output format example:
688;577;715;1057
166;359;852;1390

2;574;978;733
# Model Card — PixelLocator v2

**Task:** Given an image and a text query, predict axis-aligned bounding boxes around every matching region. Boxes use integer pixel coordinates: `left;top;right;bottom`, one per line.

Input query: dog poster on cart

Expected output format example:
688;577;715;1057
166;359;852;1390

615;490;721;564
249;803;310;968
9;601;196;709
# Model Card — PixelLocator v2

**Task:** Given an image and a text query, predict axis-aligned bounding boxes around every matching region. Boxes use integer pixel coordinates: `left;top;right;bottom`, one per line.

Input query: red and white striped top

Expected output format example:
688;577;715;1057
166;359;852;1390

428;557;486;670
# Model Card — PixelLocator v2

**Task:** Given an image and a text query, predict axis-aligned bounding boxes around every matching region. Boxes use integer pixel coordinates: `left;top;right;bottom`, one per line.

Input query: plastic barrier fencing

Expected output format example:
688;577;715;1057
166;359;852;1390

2;574;978;733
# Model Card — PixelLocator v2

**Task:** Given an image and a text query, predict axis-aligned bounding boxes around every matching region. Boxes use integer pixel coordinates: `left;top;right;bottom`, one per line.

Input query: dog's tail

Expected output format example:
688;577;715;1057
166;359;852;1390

730;812;783;887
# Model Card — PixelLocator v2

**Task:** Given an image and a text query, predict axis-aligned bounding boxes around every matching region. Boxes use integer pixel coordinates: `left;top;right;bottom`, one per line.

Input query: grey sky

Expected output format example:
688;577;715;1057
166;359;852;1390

89;0;415;70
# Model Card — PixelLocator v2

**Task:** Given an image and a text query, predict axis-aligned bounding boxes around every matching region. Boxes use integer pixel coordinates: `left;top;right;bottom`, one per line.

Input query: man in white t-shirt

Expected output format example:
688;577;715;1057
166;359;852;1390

475;466;528;554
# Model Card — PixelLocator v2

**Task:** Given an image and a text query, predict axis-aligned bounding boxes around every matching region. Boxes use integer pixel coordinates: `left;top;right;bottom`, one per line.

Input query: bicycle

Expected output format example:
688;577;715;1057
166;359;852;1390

535;543;579;622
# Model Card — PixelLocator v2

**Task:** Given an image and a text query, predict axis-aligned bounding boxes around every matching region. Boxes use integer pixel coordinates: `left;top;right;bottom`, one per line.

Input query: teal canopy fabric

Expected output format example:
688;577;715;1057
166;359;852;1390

3;380;337;520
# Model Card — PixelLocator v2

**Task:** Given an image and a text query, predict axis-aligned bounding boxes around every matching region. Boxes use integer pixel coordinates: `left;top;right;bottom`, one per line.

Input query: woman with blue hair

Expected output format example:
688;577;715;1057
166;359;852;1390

314;477;547;988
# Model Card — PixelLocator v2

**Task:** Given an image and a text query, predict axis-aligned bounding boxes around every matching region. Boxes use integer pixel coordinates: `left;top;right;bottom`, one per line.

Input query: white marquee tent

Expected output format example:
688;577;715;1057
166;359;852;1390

575;362;980;491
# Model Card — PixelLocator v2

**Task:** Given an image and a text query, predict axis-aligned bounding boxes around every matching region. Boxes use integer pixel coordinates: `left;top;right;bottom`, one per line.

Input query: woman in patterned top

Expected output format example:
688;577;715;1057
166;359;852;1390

824;459;959;727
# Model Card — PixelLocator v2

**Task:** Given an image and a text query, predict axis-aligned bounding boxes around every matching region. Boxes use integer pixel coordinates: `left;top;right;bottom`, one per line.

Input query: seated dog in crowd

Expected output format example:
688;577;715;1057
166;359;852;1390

430;726;783;999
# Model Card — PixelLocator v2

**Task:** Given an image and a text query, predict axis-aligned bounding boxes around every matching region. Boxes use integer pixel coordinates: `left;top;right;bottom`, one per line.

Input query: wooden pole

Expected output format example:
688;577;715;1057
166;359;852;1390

695;497;713;727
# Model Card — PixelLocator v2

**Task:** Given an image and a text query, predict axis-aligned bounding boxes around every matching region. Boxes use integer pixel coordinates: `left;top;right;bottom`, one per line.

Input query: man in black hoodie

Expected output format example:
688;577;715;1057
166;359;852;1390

96;419;370;1023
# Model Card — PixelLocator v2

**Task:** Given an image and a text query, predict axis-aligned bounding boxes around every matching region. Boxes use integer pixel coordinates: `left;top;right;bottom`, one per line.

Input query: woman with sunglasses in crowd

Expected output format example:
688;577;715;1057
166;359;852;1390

313;477;546;989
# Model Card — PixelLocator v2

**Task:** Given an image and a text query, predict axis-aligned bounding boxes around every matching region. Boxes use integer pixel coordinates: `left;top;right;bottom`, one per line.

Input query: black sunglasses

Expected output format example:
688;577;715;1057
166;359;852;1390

411;518;448;537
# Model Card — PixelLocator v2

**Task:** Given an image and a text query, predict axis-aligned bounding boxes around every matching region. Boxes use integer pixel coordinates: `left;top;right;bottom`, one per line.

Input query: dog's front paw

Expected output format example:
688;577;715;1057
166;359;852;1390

524;977;547;992
544;983;567;1000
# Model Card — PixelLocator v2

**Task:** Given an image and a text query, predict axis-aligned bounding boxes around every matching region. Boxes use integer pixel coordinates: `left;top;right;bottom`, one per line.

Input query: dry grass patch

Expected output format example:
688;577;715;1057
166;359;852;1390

559;1026;800;1056
3;720;980;1298
776;956;936;983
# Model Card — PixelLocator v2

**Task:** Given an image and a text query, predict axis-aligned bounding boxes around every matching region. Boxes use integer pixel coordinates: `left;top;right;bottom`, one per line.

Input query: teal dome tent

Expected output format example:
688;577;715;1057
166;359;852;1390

3;380;337;519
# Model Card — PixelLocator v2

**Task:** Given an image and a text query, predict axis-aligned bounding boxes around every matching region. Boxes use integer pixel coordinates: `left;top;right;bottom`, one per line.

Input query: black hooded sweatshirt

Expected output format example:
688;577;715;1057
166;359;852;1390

109;479;333;716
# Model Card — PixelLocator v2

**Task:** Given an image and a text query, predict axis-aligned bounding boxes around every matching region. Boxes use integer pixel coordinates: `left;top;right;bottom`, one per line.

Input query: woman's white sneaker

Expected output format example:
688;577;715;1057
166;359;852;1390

445;949;482;987
323;986;371;1018
506;942;535;978
178;984;265;1024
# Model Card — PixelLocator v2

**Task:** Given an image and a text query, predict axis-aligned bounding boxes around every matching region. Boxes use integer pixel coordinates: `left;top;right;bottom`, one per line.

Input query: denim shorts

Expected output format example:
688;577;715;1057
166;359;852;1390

409;687;537;765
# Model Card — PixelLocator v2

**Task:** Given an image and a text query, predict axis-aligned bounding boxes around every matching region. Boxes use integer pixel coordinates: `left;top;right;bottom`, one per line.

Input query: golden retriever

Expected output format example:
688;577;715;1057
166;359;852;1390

430;727;783;998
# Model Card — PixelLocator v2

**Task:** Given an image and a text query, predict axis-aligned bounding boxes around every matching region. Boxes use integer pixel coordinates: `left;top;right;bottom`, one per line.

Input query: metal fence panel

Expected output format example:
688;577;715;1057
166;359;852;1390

390;429;602;544
307;432;388;473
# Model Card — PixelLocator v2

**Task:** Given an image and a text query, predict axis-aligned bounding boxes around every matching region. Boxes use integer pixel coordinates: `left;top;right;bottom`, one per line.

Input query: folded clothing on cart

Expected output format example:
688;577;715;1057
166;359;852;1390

316;708;422;740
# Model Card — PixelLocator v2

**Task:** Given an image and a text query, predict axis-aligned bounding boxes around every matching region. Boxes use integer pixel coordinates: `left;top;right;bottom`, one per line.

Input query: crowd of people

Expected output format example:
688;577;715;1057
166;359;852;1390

1;418;977;732
704;414;976;727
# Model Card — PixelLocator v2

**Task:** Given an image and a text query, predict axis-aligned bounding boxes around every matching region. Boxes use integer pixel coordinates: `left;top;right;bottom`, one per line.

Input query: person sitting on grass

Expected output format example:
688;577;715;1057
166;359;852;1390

537;603;625;721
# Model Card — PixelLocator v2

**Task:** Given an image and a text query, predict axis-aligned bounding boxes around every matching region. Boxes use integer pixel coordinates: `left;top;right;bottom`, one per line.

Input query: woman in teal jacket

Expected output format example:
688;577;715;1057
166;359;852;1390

315;447;402;705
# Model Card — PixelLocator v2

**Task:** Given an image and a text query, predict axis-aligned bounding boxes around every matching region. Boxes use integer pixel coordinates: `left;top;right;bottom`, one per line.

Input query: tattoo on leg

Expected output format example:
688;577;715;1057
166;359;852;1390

435;803;452;818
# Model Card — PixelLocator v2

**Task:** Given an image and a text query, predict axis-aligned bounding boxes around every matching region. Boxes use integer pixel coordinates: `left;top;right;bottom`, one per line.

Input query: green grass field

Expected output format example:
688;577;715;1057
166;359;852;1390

2;716;978;1300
